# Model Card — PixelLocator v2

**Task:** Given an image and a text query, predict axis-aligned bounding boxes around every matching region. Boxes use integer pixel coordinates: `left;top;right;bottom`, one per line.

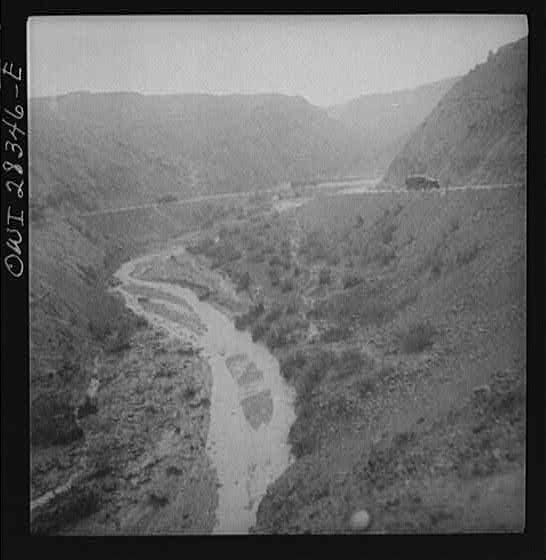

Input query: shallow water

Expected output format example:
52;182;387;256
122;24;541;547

114;247;296;534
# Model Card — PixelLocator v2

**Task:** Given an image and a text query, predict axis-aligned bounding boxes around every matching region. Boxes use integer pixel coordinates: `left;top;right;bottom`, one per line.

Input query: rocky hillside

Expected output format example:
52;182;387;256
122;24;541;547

382;36;527;187
327;77;460;176
29;92;368;213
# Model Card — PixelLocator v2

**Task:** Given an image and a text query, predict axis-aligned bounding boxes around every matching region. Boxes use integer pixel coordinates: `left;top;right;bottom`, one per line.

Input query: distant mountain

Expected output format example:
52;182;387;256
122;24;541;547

29;92;366;212
382;36;527;187
327;76;461;175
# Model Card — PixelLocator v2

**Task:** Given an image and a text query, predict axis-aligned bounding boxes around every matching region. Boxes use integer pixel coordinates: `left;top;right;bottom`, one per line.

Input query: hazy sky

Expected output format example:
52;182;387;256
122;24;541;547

28;15;528;106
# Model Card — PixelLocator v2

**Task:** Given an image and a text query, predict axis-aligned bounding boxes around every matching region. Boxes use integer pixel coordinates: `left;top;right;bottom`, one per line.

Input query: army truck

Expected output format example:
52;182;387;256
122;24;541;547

405;175;440;190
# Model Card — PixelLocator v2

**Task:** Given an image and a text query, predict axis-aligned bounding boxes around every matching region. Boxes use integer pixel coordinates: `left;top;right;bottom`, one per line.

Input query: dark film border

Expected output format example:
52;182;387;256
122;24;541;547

0;2;543;559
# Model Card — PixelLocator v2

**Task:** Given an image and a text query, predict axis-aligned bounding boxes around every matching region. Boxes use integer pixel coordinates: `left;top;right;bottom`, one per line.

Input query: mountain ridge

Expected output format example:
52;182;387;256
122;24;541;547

29;91;364;212
29;76;465;214
382;36;527;187
326;76;461;175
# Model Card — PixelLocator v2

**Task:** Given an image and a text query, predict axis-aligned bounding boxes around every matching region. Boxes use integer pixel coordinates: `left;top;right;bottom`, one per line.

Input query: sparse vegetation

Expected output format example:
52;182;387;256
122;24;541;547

425;248;444;278
148;492;169;508
106;322;133;353
398;321;437;353
280;351;308;382
320;324;351;343
247;249;263;263
300;229;330;262
281;278;294;293
87;436;118;478
260;314;310;349
288;416;319;458
381;222;398;245
393;429;417;449
285;299;298;315
135;315;149;329
264;305;283;324
265;326;289;348
29;199;48;226
319;267;332;286
326;394;357;420
31;393;83;448
251;321;269;342
292;350;338;405
88;318;112;341
187;235;242;268
356;377;376;398
268;265;281;286
287;349;371;458
155;364;178;378
31;486;100;535
311;281;396;328
157;194;178;204
166;465;184;477
326;252;340;266
88;303;147;353
235;270;251;292
336;349;374;379
456;241;481;266
297;363;329;404
343;273;364;289
234;302;265;330
269;255;283;267
182;380;198;401
77;395;98;419
449;216;461;232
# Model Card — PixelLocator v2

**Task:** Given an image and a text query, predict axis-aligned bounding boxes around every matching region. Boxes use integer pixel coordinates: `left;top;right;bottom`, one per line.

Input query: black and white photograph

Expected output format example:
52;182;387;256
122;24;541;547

7;13;534;537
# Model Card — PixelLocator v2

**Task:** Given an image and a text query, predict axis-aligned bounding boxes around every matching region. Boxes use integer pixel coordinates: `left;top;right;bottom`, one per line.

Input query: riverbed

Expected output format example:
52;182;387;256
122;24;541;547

114;246;296;534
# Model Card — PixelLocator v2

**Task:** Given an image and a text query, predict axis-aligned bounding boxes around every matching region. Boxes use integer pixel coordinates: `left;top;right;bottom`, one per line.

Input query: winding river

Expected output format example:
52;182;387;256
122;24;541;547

113;246;296;534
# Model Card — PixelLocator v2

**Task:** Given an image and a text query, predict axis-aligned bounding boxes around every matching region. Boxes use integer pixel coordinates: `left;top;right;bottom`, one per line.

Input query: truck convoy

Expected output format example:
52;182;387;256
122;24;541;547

405;175;441;190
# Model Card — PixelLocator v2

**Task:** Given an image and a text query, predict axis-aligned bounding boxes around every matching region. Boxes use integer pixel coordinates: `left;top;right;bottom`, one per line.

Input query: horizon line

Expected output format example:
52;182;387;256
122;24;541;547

28;73;464;107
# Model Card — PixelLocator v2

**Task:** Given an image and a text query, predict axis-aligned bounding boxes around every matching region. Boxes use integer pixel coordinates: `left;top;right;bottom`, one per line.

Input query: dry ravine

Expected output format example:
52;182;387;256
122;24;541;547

112;246;296;534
